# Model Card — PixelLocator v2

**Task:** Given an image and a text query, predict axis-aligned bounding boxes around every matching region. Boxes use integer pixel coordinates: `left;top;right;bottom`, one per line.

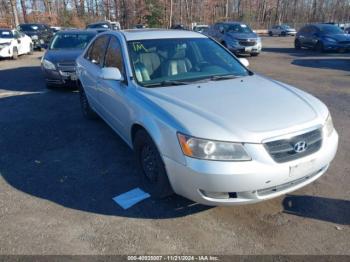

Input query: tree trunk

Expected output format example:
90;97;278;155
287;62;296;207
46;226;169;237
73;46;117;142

10;0;19;26
20;0;27;23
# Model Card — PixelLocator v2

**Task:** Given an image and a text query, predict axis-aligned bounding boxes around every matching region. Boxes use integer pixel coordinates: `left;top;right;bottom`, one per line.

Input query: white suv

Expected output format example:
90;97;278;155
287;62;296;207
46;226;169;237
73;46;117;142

76;30;338;206
0;29;33;59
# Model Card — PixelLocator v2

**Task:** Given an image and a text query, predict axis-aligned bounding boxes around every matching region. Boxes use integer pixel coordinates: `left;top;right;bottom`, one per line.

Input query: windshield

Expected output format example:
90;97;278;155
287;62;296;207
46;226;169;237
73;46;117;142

127;38;250;87
88;23;109;29
281;25;291;29
19;24;40;31
0;30;13;38
225;24;253;34
50;33;95;50
319;25;344;34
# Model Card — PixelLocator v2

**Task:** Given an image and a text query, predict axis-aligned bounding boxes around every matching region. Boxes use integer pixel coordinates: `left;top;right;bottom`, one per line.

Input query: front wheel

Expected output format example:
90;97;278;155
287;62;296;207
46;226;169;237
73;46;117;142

133;130;173;198
250;53;259;57
315;41;324;52
79;84;98;119
12;47;18;60
295;39;301;50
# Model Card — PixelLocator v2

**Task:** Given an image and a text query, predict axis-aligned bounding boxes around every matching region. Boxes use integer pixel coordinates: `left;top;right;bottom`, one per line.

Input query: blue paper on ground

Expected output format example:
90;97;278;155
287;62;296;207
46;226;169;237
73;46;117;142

112;188;151;209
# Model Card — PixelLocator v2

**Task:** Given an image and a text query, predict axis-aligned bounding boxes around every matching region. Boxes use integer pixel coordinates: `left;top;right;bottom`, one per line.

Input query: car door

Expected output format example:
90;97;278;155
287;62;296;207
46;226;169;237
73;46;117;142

303;26;317;47
297;26;309;46
97;36;130;138
78;35;110;113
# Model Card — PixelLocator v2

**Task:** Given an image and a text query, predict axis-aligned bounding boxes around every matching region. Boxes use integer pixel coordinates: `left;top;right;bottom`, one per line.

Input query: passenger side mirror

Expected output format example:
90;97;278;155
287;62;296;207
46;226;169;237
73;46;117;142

239;58;249;67
100;67;124;81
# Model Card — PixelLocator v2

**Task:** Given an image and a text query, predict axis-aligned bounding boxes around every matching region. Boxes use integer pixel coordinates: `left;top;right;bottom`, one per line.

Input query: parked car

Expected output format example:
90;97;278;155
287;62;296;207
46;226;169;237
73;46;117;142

17;23;53;50
268;24;296;36
0;28;33;59
86;21;120;31
193;25;209;33
76;29;338;206
206;22;262;56
41;30;97;88
171;24;187;30
50;26;62;34
295;23;350;52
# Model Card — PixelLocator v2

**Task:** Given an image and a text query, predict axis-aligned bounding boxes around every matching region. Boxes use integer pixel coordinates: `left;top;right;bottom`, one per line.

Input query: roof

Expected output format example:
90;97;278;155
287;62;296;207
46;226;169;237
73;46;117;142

120;29;206;41
56;29;98;35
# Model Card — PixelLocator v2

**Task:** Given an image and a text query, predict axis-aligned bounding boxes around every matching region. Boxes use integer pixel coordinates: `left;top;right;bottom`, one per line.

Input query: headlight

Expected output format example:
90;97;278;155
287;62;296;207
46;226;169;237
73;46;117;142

42;59;56;70
323;37;337;43
31;35;39;40
177;133;251;161
324;114;334;137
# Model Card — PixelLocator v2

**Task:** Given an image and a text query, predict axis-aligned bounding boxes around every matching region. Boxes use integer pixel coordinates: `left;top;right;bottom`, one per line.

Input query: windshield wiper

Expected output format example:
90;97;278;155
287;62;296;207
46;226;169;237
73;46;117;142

208;74;239;81
143;80;188;87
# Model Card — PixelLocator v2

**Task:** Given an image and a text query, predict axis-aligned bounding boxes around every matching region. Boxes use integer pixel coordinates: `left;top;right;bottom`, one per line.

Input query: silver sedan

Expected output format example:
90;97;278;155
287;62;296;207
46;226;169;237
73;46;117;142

76;29;338;206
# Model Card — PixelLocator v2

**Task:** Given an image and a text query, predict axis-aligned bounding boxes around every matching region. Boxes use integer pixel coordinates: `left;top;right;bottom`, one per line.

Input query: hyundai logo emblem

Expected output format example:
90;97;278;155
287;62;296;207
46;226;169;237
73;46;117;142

294;141;308;153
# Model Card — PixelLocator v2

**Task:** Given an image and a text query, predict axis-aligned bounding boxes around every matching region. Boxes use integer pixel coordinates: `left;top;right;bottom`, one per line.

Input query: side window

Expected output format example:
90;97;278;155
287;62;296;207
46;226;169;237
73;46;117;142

86;35;110;67
104;37;125;74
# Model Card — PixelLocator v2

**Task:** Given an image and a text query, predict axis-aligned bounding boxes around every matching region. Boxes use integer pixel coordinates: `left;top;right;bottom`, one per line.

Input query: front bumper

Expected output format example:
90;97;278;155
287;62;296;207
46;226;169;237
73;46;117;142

42;67;78;87
228;43;262;55
164;129;338;206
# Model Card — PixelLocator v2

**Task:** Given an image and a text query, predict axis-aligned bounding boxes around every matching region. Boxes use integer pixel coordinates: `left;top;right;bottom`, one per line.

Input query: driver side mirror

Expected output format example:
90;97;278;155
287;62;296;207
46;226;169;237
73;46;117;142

239;58;249;67
99;67;124;81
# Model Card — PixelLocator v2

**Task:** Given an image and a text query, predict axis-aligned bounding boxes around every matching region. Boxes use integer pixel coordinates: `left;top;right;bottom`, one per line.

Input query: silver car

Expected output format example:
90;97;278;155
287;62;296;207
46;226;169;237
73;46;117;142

76;29;338;206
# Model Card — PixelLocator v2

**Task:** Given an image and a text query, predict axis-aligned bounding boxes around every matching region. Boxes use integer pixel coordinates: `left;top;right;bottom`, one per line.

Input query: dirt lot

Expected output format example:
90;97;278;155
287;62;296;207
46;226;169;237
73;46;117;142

0;36;349;255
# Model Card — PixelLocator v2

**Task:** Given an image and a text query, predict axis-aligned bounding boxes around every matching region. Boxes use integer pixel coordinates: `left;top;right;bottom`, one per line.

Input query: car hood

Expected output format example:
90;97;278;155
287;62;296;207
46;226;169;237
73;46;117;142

0;39;12;44
323;34;350;41
226;32;258;40
139;75;327;143
44;49;83;64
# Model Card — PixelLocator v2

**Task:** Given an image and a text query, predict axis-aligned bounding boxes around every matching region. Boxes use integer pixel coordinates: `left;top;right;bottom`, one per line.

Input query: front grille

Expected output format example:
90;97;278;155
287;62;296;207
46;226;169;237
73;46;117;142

264;128;322;163
239;40;256;46
57;62;76;72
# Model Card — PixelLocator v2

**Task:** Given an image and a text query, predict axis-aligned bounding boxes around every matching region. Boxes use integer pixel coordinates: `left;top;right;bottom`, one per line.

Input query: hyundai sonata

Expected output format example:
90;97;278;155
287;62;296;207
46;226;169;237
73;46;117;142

76;29;338;206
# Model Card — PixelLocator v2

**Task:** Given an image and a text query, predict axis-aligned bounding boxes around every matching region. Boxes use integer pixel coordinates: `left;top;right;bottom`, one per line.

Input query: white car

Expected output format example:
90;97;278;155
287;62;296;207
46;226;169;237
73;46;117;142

0;28;33;59
269;24;297;36
76;30;338;206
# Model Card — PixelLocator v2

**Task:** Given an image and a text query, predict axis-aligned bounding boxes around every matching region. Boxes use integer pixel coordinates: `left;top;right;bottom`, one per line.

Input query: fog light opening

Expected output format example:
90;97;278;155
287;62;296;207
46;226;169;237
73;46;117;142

200;190;238;199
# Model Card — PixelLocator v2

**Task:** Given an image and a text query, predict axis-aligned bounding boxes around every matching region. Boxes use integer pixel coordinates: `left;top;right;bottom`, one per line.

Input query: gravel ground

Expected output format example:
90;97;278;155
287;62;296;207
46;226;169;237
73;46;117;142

0;36;349;255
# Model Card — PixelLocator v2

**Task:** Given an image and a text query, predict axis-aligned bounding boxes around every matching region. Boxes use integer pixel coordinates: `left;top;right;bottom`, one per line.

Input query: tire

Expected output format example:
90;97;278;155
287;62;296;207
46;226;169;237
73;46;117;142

133;129;173;198
79;84;98;119
295;39;301;50
315;41;324;52
28;44;33;55
280;31;286;37
268;31;273;37
250;53;259;57
12;47;18;60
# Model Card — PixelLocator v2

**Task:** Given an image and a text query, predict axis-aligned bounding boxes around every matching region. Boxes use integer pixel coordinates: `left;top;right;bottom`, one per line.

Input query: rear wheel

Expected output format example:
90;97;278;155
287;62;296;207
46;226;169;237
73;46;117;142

79;84;98;119
295;39;301;50
133;130;173;198
28;44;33;55
268;31;273;36
12;47;18;60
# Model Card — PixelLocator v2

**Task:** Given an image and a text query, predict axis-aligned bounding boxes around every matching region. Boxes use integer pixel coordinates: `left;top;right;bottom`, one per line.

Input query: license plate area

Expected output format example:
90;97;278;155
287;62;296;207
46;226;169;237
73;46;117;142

289;159;316;178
